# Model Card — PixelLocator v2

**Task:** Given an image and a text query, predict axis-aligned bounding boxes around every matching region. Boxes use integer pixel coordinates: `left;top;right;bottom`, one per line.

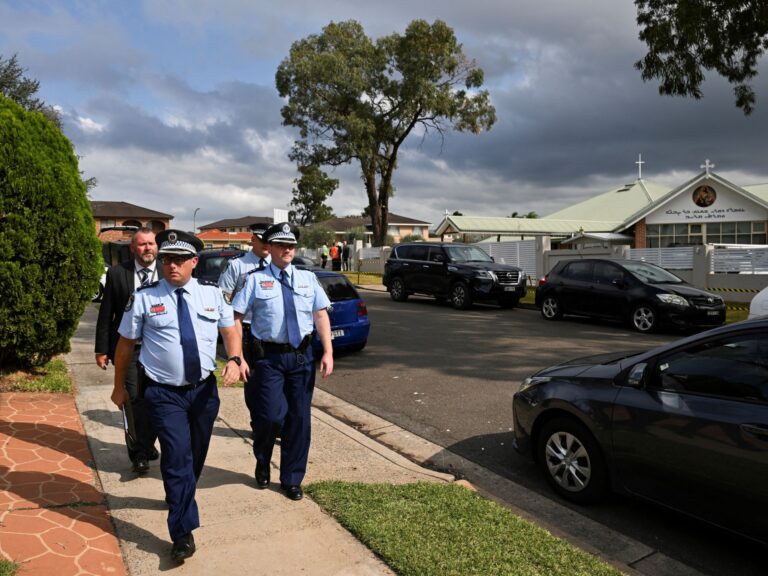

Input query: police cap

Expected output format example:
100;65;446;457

263;222;300;245
249;221;270;239
156;229;204;255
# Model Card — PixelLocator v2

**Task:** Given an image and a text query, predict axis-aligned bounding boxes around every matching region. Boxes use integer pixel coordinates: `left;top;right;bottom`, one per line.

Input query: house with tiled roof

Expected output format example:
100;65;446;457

435;161;768;249
196;215;274;249
90;201;173;241
317;212;430;244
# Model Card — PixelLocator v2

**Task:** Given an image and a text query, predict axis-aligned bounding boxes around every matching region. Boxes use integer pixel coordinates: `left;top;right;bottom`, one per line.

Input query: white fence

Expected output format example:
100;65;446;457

627;247;695;269
477;240;538;285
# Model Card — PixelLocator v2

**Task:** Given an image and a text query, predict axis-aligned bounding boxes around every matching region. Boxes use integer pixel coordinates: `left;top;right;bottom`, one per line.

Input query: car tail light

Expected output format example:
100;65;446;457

538;275;549;287
357;301;368;317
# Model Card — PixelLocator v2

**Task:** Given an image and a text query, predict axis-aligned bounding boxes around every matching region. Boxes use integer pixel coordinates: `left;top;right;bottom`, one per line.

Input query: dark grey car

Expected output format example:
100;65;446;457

513;318;768;543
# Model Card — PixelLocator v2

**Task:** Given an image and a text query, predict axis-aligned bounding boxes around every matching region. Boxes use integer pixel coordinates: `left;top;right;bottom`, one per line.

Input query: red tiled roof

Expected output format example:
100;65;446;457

90;201;173;219
199;216;273;230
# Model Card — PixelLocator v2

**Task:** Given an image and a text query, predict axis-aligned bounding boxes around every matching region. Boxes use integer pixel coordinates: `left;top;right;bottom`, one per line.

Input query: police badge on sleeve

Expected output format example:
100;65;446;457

125;294;135;312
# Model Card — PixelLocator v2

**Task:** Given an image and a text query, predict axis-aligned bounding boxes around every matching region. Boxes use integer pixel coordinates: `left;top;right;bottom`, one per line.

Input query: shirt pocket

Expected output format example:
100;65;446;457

145;312;174;329
196;310;220;343
294;288;315;315
254;289;282;324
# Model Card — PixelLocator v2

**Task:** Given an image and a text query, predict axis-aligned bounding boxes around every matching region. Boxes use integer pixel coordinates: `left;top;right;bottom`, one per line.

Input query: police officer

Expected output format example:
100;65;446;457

111;229;245;564
232;222;333;501
218;221;271;388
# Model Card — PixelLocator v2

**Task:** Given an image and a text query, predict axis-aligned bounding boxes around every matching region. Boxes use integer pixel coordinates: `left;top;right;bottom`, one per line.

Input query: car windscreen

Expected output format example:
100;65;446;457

444;245;493;263
318;276;358;301
622;261;683;284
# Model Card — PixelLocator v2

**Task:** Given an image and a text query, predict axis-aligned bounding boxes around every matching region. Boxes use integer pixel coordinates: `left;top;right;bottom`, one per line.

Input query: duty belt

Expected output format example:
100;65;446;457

260;334;312;354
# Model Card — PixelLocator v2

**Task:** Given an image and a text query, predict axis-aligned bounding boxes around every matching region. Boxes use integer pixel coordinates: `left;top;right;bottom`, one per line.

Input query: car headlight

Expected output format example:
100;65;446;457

518;375;551;392
475;270;497;281
656;293;689;307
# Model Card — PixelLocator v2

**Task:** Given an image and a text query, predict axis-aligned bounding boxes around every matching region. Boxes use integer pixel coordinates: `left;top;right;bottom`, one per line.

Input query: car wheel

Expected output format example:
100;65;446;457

92;284;104;303
389;277;408;302
450;282;473;310
537;417;607;504
540;295;562;320
498;296;519;309
631;304;657;333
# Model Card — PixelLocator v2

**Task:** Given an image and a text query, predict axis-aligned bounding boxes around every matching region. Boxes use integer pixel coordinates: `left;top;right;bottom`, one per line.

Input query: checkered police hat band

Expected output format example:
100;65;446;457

160;240;197;254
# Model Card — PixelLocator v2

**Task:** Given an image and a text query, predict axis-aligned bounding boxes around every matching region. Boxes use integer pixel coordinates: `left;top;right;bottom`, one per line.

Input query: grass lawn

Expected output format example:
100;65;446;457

0;559;16;576
307;481;623;576
0;358;71;393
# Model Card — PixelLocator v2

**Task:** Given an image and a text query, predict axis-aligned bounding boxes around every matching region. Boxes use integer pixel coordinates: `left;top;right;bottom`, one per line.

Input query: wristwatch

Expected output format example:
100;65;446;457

227;356;242;366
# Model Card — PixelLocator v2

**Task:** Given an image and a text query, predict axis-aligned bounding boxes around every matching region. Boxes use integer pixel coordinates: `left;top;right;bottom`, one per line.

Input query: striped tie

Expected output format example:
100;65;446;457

139;268;151;286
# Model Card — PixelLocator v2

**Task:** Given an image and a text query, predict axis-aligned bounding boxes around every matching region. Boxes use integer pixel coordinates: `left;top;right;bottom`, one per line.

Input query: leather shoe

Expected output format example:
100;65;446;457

132;457;149;475
255;461;270;489
171;533;195;564
280;483;303;501
148;446;160;461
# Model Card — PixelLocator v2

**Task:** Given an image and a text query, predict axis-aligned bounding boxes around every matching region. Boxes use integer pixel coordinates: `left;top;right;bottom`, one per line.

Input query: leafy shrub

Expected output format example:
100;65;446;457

0;96;101;367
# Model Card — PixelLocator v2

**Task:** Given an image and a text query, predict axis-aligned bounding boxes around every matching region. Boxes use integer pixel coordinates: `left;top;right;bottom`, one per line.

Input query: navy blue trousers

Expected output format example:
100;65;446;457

247;347;315;486
145;376;219;541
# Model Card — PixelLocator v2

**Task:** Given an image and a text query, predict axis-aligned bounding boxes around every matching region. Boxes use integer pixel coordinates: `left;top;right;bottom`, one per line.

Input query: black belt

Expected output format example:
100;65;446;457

145;372;215;391
260;334;312;354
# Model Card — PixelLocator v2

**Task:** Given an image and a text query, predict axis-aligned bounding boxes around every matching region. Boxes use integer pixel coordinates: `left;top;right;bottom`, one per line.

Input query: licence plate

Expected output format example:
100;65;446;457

707;311;720;316
331;329;345;339
504;287;516;292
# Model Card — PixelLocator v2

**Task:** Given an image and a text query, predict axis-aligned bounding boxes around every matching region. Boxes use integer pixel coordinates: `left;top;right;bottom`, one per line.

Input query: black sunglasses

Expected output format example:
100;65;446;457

160;254;195;265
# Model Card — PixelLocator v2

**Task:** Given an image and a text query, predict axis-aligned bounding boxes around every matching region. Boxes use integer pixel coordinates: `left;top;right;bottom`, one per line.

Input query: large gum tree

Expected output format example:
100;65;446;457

276;19;496;246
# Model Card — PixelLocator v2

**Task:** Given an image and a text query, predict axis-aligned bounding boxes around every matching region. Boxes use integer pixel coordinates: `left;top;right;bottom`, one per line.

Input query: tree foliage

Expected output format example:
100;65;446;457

0;53;61;127
635;0;768;114
0;95;102;368
276;19;496;246
289;164;338;226
298;224;336;249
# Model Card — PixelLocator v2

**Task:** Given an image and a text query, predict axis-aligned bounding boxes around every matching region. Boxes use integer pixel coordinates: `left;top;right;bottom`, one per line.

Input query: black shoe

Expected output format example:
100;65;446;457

132;457;149;475
148;446;160;461
280;484;303;501
255;461;270;489
171;533;195;564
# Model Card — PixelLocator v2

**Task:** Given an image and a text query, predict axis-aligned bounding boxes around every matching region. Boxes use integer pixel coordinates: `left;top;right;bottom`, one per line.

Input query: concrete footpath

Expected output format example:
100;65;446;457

64;303;453;575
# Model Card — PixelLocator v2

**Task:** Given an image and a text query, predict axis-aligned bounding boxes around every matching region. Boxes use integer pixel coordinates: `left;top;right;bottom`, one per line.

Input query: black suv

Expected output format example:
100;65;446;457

383;242;527;309
193;247;246;283
536;258;725;332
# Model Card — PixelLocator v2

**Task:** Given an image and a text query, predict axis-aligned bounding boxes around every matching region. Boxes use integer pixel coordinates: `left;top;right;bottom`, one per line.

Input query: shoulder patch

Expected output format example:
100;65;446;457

125;294;135;312
137;281;160;292
198;279;219;287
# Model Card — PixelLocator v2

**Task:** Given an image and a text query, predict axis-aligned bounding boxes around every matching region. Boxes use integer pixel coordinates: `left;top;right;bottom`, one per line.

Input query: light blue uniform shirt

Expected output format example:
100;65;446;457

217;251;270;324
119;278;234;385
232;263;330;343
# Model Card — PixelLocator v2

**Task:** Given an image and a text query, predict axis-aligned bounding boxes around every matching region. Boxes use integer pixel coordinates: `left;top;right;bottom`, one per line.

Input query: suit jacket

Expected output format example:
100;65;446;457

95;261;161;359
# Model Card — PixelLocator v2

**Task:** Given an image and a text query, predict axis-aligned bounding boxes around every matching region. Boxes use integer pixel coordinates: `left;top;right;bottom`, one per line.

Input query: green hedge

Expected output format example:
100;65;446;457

0;95;101;367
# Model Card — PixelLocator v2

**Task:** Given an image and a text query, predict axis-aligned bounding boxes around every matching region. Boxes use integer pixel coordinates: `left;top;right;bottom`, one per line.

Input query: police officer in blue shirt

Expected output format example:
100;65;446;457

218;221;271;412
111;229;245;564
232;222;333;501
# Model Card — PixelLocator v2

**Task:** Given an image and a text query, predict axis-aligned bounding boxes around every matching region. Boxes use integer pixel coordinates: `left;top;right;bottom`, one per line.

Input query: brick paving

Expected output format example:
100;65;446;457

0;393;126;576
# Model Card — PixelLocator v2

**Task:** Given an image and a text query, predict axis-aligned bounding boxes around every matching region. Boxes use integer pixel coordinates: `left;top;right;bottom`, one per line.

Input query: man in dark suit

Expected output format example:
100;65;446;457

95;227;160;474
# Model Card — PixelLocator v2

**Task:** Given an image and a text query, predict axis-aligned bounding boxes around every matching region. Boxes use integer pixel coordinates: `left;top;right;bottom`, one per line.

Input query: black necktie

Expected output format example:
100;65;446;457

280;270;302;348
176;288;201;384
139;268;150;286
258;258;266;270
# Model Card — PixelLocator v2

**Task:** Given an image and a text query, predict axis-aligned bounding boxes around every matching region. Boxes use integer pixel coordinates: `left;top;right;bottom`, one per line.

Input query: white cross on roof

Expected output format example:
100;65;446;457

636;154;644;179
700;159;715;175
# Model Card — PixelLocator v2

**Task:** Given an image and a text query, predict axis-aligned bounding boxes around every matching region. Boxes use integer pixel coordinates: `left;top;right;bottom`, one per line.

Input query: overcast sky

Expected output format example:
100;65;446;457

2;0;766;231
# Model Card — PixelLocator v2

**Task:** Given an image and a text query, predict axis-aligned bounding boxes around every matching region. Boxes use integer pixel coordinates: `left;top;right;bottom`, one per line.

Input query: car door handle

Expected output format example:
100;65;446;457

423;265;430;268
740;423;768;439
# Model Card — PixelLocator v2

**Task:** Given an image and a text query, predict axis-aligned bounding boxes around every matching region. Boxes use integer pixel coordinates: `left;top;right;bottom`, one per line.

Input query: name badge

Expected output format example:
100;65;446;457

259;280;275;289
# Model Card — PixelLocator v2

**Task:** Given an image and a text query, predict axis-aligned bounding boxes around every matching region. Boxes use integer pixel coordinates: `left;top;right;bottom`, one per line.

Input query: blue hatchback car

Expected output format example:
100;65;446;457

311;270;370;354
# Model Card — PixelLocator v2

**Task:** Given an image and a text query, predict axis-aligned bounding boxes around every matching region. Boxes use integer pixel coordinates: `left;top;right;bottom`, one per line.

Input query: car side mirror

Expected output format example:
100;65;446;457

626;362;647;387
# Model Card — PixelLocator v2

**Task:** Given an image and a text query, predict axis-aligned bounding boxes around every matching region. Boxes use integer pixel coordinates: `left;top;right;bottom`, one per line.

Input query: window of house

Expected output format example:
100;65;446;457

388;226;399;237
100;219;116;229
646;221;768;246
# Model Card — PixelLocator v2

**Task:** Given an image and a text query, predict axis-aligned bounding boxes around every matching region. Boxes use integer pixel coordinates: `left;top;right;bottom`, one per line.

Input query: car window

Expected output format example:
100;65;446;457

394;245;411;259
652;332;768;402
593;261;625;284
561;261;593;281
444;245;493;263
428;246;446;262
623;261;683;284
318;276;358;301
408;245;428;261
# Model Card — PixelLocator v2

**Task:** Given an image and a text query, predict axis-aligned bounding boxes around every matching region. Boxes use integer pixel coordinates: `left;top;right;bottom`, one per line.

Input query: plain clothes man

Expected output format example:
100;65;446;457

341;240;350;271
111;229;245;564
94;227;159;474
232;222;333;501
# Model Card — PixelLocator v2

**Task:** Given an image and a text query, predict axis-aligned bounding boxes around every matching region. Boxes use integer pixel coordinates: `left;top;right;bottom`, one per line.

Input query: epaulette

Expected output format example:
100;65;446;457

137;281;160;291
198;279;219;287
246;266;264;276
